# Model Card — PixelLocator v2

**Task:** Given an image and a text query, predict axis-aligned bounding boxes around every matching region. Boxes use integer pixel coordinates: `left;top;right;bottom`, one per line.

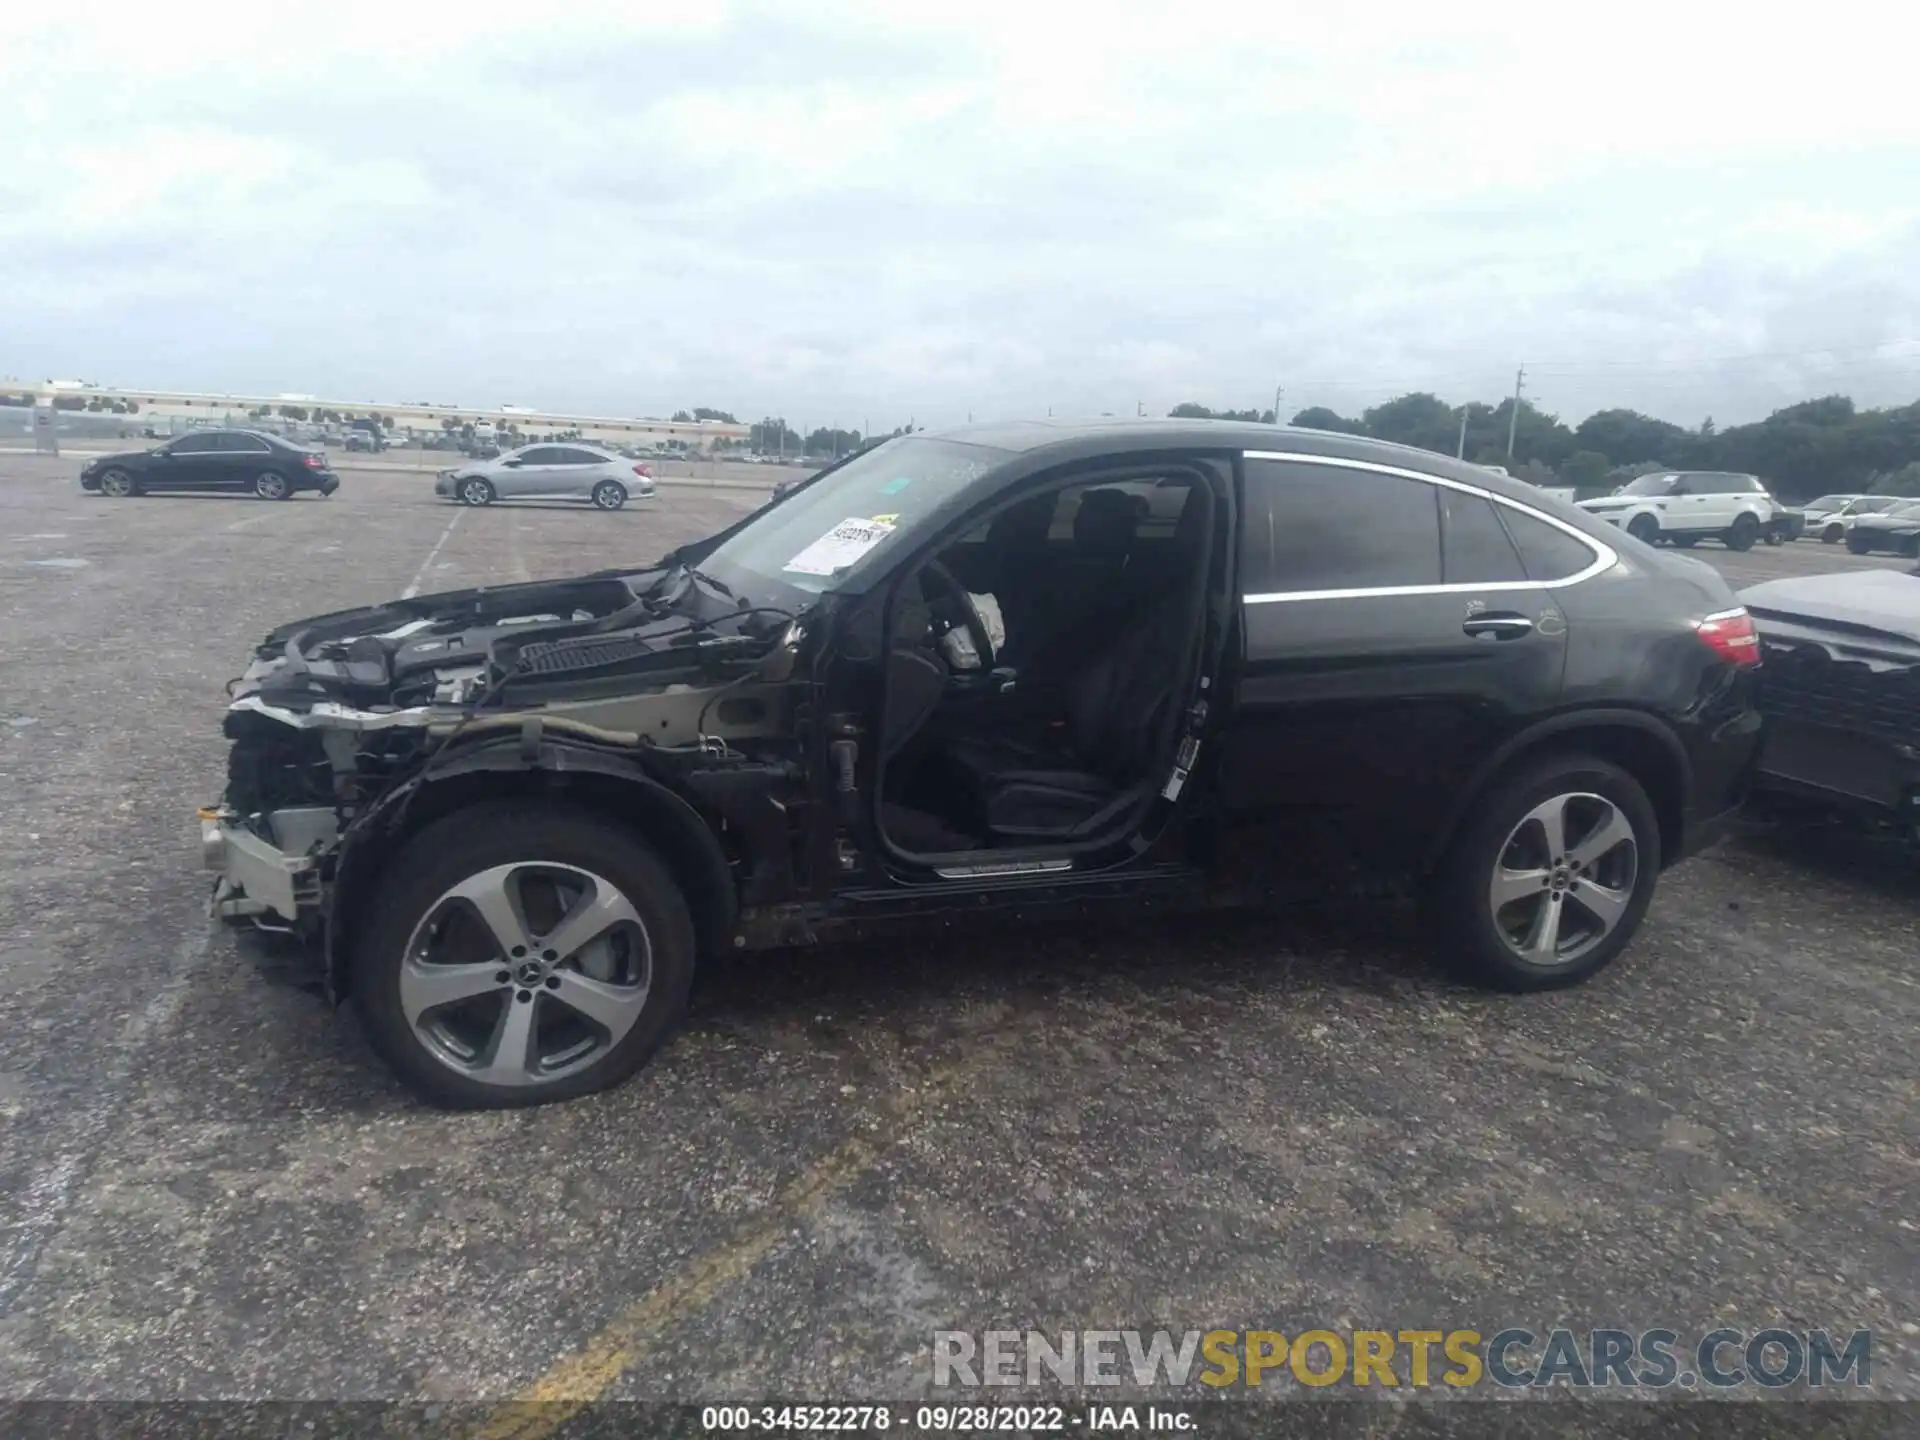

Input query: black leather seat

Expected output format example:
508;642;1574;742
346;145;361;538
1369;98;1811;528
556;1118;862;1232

950;484;1212;840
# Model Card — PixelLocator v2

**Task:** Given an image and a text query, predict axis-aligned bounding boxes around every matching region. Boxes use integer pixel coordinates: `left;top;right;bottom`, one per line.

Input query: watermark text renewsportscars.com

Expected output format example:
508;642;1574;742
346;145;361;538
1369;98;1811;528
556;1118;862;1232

932;1327;1874;1390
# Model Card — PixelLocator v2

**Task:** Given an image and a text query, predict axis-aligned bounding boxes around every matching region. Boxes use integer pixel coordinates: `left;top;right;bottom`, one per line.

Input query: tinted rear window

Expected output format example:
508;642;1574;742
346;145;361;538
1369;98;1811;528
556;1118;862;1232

1441;491;1527;584
1499;508;1600;582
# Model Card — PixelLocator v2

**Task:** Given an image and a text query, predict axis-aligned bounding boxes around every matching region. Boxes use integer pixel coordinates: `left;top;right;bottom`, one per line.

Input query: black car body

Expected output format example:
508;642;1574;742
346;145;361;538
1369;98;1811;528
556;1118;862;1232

1844;500;1920;556
1740;565;1920;837
199;420;1762;1107
81;430;338;499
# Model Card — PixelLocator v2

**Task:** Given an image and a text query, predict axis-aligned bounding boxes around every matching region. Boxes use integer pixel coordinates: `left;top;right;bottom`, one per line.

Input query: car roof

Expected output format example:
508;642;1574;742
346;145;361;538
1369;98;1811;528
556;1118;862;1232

916;416;1552;505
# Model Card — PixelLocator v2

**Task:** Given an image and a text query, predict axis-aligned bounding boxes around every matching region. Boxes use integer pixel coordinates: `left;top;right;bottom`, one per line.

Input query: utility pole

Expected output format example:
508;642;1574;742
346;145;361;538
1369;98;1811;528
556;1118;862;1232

1505;366;1525;461
1137;400;1145;416
1273;384;1284;425
1456;408;1469;459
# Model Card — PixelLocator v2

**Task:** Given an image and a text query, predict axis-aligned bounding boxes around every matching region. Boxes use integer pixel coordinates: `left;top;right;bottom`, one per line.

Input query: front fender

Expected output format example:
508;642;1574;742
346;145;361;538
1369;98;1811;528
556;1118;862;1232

322;733;737;1003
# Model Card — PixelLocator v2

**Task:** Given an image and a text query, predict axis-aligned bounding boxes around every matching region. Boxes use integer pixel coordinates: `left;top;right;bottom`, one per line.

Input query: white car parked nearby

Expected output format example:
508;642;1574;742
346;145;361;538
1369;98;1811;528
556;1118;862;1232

1576;471;1778;551
1804;494;1899;544
435;444;657;510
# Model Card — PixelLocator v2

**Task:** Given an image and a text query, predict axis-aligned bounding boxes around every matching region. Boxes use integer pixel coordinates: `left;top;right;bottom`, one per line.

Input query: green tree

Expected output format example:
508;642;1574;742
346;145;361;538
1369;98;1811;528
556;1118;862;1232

1288;405;1365;435
692;407;738;424
278;405;309;421
1559;450;1611;489
1869;461;1920;497
671;410;693;422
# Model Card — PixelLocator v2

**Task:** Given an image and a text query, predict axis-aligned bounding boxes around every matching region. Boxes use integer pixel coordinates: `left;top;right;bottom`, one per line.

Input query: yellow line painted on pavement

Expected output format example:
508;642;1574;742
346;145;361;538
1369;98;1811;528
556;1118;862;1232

471;1046;1001;1440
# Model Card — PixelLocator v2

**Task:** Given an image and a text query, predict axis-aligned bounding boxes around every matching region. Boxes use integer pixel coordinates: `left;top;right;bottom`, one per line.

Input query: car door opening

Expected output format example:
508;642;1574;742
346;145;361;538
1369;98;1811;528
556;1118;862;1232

873;468;1219;863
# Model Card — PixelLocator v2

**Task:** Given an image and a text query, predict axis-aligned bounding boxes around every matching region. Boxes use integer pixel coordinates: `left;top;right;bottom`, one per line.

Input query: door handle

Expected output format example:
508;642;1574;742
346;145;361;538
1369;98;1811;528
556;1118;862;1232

1462;614;1534;640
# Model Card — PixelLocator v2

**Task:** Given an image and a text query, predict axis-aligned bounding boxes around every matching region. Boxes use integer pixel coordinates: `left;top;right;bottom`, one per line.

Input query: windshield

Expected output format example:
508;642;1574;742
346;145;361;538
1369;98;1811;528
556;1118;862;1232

1617;473;1677;496
1807;495;1853;510
1848;497;1898;515
1885;500;1920;517
698;437;1006;603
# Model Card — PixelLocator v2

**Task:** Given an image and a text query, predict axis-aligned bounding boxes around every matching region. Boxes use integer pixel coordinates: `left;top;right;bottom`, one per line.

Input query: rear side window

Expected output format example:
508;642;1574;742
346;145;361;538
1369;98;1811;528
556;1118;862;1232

1441;491;1527;584
1241;458;1440;594
1499;508;1600;582
556;448;604;464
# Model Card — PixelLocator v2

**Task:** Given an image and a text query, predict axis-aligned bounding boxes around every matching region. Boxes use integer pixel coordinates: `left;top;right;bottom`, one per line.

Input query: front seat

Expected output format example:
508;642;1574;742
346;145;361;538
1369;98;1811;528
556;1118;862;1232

948;484;1212;840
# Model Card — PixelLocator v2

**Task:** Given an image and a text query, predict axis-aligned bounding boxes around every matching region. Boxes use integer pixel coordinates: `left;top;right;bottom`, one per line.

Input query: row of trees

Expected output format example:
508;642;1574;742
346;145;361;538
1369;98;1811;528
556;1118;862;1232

1171;393;1920;499
1;393;141;413
746;419;916;456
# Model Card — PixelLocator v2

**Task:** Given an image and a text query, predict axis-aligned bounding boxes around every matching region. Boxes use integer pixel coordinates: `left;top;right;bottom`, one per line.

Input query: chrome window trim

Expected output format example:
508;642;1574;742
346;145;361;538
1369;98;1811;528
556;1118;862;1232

1239;450;1618;603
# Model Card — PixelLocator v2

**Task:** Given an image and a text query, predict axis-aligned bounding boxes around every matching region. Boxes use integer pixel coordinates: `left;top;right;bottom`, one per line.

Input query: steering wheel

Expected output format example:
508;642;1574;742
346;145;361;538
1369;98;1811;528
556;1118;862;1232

921;560;995;670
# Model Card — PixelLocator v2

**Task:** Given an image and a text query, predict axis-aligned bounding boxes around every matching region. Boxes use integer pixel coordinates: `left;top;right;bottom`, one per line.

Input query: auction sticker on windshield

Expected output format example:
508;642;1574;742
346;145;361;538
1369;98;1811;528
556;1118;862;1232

784;516;898;577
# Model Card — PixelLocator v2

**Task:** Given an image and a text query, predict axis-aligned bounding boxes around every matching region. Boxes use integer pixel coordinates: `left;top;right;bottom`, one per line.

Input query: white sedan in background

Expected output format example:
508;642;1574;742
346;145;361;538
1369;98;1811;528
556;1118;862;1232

435;443;656;510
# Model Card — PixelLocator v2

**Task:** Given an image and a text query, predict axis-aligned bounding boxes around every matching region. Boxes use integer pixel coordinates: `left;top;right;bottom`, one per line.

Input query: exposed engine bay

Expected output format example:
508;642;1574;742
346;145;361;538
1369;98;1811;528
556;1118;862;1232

206;558;810;942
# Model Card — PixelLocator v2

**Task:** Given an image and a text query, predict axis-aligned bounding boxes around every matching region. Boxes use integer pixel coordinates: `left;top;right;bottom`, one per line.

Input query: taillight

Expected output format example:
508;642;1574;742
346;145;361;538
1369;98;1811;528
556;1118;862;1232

633;463;651;477
1695;608;1761;667
303;452;323;469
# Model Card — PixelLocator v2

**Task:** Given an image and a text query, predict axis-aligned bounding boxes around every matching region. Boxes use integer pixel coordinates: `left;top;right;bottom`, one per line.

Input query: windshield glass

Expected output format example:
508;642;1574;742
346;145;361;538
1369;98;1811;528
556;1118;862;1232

1617;473;1678;496
1849;497;1898;515
1807;495;1852;510
698;437;1007;602
1885;500;1920;517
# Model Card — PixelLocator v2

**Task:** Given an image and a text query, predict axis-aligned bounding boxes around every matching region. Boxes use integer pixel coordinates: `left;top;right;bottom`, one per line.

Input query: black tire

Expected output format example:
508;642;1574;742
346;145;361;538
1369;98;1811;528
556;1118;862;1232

98;467;139;498
1847;532;1873;555
254;470;291;500
1429;754;1660;992
1763;529;1785;546
1670;535;1698;548
1625;514;1660;544
1821;524;1843;544
591;480;628;511
1723;513;1759;551
349;801;696;1109
459;476;495;507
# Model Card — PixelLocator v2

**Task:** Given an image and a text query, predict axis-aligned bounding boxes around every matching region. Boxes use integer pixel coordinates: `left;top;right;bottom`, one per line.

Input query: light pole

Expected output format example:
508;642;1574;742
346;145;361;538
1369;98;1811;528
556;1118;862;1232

1273;384;1284;425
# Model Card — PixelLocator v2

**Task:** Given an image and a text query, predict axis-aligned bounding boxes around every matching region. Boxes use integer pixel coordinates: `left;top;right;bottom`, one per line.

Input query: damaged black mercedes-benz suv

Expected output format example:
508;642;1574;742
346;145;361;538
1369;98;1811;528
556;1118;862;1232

204;420;1763;1107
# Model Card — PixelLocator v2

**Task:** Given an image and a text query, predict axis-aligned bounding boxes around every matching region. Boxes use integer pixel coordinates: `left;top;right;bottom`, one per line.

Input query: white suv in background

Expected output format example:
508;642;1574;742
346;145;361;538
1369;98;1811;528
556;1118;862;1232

1576;471;1777;551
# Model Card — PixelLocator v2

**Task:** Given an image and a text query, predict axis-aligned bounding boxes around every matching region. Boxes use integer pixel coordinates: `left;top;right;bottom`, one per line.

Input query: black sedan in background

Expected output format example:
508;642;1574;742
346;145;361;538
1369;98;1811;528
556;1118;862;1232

1845;498;1920;556
80;430;339;500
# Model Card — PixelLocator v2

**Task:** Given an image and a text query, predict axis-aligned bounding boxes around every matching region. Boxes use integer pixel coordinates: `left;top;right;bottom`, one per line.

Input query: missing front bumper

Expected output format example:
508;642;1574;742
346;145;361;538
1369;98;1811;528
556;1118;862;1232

201;808;335;926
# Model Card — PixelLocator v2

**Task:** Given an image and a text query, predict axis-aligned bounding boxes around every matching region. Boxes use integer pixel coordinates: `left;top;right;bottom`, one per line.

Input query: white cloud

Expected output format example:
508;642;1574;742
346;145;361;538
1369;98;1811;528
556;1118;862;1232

4;0;1919;427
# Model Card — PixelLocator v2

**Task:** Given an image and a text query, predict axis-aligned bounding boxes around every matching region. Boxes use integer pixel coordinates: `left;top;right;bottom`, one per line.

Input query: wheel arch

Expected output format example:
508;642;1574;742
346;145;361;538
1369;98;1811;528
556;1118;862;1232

324;739;737;1003
1422;709;1691;878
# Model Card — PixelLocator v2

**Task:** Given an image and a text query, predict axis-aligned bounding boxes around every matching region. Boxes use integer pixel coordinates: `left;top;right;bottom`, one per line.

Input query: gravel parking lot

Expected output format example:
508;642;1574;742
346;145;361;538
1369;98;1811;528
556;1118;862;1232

1;451;1915;1417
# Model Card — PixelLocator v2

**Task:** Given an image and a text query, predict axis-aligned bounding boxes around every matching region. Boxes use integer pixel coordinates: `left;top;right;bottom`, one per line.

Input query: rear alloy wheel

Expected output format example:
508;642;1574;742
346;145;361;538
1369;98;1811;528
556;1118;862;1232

350;801;695;1108
1625;514;1660;544
253;470;290;500
1847;531;1873;555
460;477;495;507
98;468;138;498
1431;754;1659;991
1822;524;1844;544
1723;513;1760;551
591;480;628;511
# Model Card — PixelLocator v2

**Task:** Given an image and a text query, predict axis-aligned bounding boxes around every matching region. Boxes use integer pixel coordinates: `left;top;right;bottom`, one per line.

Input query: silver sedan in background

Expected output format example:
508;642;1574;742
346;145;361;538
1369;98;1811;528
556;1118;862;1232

434;443;657;510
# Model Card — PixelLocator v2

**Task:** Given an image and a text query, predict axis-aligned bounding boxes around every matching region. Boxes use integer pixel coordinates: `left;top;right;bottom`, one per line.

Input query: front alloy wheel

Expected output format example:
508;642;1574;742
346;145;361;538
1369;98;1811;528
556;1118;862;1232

1626;514;1660;544
400;863;653;1088
99;468;138;498
351;801;695;1108
460;477;495;506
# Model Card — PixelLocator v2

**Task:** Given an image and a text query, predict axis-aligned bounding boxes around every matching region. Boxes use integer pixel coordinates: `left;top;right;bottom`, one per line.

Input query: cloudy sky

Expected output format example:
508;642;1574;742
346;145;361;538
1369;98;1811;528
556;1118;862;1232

6;0;1920;431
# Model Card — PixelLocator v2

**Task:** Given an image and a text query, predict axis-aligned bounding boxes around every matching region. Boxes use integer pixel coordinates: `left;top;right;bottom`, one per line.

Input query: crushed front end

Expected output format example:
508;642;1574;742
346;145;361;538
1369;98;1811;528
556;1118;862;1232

201;563;804;941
